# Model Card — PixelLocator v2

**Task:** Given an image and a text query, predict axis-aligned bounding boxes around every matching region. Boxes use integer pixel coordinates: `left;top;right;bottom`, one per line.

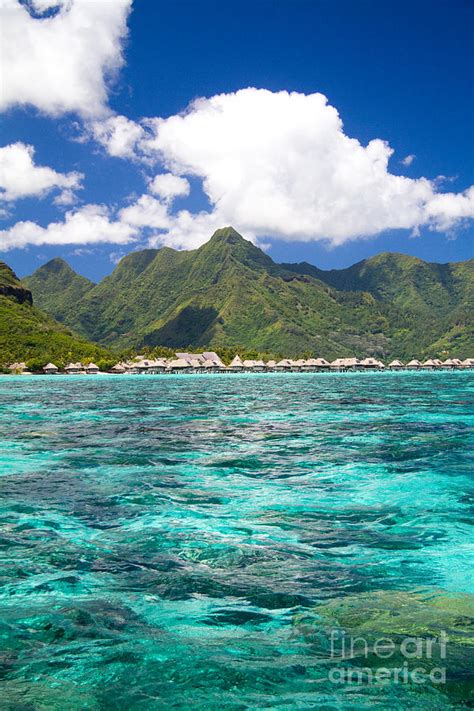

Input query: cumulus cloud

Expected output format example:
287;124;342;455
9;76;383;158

89;115;147;158
148;173;190;201
401;154;416;166
118;195;171;229
137;88;474;246
0;142;83;201
0;0;132;117
0;204;137;250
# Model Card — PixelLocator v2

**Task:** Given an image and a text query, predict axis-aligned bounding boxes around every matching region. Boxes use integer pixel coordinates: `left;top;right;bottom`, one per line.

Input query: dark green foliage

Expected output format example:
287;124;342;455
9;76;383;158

23;227;474;359
0;262;109;368
23;257;94;324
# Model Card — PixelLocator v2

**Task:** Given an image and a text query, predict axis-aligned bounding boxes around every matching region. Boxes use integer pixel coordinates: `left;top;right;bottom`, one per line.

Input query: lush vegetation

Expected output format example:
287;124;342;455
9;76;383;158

22;227;474;360
0;262;110;370
23;257;94;325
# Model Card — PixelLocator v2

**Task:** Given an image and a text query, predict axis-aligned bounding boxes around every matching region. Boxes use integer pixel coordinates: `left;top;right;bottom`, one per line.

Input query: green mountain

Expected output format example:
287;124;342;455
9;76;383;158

23;257;94;325
0;261;109;368
283;252;474;357
23;227;474;359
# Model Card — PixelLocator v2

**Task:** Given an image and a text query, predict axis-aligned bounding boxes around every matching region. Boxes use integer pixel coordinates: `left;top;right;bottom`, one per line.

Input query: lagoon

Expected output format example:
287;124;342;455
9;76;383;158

1;372;473;709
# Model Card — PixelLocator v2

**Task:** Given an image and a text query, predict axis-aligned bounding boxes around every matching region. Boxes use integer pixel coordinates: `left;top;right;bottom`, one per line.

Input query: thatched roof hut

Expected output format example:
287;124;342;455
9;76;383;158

111;363;126;373
406;359;422;369
360;357;384;368
86;363;100;373
331;358;359;369
167;358;191;371
462;358;474;368
230;355;244;368
242;359;256;368
65;362;83;373
9;362;27;372
388;360;404;368
275;359;292;370
305;358;330;368
43;362;58;373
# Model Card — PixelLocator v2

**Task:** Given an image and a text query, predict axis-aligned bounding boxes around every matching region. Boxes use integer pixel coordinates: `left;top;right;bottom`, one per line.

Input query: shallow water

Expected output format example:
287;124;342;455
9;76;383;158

0;372;473;709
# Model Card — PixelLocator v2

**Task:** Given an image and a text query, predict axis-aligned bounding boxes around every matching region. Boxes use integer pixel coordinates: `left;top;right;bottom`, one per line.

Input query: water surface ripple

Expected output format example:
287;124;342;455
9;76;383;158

0;372;473;709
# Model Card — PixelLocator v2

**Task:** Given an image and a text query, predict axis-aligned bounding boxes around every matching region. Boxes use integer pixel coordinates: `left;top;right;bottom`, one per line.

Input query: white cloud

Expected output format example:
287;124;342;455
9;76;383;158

139;88;474;246
401;154;416;166
0;0;132;117
148;173;190;201
0;142;83;201
0;204;138;250
424;186;474;232
53;188;78;206
118;195;171;229
89;115;146;159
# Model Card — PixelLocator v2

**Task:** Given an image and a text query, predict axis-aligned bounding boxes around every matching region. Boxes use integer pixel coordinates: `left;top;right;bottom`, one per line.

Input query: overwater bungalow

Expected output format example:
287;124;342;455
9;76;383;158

167;358;192;373
229;355;244;371
111;363;126;373
360;357;385;369
265;360;277;370
274;359;292;371
203;358;221;372
331;358;360;370
135;359;154;373
462;358;474;368
388;360;404;369
65;362;83;374
43;362;58;374
305;358;330;370
85;363;100;374
406;359;422;370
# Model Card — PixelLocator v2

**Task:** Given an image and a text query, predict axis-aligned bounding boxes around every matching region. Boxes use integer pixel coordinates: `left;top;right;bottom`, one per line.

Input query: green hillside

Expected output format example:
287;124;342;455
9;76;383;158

0;261;109;368
284;253;474;357
23;257;94;325
23;227;474;359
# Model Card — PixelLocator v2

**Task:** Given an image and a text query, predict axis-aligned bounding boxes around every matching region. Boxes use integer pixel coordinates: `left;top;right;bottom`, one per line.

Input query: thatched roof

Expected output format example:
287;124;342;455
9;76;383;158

406;359;421;366
388;360;404;367
305;358;330;366
9;362;26;370
276;359;292;367
168;358;191;369
65;362;83;370
230;355;244;367
331;358;359;367
111;363;126;372
360;357;383;366
265;360;277;367
203;352;224;366
43;362;58;371
86;363;99;370
462;358;474;367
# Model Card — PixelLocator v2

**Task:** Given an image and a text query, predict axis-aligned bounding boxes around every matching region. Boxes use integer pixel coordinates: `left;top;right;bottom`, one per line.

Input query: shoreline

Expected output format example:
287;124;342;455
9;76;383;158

4;368;473;378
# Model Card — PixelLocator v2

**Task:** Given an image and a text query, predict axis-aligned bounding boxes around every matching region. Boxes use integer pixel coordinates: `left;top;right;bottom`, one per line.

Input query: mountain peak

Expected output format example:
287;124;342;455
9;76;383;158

41;257;73;273
208;226;247;245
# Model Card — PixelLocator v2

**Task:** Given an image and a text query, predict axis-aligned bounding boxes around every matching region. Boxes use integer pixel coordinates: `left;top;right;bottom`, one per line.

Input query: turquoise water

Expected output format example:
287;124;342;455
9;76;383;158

0;372;473;710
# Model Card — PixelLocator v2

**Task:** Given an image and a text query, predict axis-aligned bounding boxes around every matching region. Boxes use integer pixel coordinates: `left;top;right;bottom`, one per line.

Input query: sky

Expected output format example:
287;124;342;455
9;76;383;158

0;0;473;282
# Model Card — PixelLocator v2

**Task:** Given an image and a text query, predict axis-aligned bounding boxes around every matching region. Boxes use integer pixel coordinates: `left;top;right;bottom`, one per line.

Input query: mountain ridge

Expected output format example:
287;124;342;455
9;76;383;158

22;227;474;359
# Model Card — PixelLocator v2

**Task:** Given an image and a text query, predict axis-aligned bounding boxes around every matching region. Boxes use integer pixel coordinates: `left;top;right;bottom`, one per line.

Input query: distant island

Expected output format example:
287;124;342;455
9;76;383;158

2;227;473;369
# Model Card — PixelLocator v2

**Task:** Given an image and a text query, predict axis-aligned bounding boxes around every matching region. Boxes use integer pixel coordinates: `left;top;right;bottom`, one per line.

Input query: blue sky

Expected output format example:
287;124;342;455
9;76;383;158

0;0;473;281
